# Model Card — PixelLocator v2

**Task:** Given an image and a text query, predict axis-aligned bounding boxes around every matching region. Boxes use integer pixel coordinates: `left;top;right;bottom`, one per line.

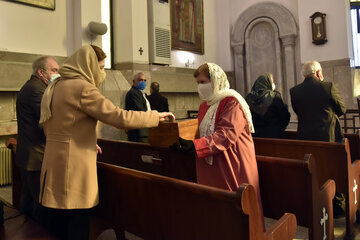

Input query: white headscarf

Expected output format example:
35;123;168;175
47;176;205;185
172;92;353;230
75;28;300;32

198;63;254;165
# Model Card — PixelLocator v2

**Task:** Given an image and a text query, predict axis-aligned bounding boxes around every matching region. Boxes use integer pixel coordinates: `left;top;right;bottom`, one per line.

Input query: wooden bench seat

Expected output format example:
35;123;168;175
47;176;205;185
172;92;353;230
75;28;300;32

254;136;360;239
90;162;297;240
257;154;335;240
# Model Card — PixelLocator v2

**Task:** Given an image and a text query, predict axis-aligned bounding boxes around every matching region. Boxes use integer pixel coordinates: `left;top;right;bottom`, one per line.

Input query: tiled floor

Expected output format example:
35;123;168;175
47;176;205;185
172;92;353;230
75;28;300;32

1;185;360;240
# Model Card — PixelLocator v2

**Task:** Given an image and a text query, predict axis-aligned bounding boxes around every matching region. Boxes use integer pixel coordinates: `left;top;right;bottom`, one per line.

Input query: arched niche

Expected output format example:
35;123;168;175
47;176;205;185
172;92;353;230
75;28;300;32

231;2;298;105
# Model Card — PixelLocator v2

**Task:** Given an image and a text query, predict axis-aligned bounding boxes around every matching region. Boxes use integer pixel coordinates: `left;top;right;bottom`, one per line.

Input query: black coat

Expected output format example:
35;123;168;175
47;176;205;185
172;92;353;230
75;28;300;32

125;86;148;111
125;86;149;142
147;92;169;112
16;75;47;170
251;92;290;138
290;76;346;142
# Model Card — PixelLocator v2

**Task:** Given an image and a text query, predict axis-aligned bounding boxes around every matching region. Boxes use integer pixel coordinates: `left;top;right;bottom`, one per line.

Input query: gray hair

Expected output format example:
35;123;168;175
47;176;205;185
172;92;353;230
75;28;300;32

133;72;145;81
151;82;160;93
32;56;52;75
301;61;322;77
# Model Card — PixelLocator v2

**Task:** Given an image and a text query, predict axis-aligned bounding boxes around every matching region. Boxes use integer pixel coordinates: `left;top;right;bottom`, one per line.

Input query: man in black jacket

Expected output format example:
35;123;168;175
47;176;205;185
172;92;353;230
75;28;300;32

16;56;59;219
291;61;347;218
125;72;151;142
290;60;346;143
147;82;169;112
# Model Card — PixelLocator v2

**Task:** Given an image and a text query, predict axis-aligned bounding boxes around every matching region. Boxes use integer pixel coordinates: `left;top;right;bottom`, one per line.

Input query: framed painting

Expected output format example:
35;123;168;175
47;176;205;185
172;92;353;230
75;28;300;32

6;0;55;10
170;0;204;54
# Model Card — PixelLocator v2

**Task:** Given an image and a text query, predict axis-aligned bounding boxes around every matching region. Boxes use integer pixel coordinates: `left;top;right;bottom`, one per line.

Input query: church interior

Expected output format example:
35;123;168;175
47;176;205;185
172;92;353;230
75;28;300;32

0;0;360;239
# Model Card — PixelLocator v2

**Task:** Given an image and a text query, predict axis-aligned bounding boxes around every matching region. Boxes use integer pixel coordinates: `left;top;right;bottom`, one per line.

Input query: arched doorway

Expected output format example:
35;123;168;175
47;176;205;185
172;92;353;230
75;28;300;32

231;2;298;105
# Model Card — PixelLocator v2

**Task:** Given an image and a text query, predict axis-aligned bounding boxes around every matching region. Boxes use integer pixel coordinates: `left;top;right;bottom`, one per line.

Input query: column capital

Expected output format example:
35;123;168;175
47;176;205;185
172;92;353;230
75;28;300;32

281;34;296;47
232;44;244;55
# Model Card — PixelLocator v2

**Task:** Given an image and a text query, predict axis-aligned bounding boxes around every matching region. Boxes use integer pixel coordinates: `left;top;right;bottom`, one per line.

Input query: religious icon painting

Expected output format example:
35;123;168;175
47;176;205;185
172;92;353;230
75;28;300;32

171;0;204;54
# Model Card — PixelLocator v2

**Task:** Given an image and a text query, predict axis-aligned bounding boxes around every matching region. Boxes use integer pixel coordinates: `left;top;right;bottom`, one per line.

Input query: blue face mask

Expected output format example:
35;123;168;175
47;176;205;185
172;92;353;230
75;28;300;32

137;81;146;90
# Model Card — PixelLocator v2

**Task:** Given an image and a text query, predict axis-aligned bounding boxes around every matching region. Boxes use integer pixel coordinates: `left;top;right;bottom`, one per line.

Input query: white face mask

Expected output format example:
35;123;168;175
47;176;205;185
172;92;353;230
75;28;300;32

197;82;214;101
272;83;275;91
49;73;61;84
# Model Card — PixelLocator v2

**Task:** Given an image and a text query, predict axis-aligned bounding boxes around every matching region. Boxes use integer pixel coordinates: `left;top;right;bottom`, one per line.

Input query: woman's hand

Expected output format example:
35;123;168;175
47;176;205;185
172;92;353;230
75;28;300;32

96;144;102;154
158;112;176;122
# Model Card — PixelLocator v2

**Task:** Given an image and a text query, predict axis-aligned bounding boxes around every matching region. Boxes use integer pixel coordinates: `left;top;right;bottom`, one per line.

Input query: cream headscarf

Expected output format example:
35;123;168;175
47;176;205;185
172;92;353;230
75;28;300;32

40;45;105;125
198;63;254;165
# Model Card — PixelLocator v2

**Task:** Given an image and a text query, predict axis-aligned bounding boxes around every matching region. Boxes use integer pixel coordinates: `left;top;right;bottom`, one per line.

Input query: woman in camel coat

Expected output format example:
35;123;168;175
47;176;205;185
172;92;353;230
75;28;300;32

39;45;174;239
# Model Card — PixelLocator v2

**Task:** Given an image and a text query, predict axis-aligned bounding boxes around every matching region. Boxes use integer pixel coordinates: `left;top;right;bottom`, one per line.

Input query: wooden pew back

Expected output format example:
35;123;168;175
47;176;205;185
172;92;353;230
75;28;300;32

257;154;335;240
285;130;360;163
254;136;360;239
92;162;297;240
254;137;350;192
97;138;197;182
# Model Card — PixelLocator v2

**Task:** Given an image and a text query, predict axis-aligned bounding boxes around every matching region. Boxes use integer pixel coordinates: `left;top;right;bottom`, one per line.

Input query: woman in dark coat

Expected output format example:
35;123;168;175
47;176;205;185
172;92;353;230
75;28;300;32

245;73;290;138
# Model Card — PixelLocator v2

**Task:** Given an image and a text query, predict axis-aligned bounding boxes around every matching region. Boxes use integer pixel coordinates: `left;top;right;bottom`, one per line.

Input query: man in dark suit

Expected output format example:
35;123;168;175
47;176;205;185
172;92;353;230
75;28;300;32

16;56;59;220
290;61;346;143
147;82;169;112
291;61;347;218
125;72;152;142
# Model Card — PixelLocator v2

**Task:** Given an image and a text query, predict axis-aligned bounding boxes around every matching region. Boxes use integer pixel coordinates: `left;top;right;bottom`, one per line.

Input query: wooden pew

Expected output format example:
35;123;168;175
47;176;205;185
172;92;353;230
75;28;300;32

90;162;297;240
285;130;360;163
253;137;360;239
257;154;335;240
97;138;197;182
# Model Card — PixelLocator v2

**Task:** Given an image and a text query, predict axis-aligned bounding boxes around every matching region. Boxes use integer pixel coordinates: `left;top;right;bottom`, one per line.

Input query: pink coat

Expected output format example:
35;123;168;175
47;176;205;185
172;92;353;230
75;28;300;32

193;97;264;224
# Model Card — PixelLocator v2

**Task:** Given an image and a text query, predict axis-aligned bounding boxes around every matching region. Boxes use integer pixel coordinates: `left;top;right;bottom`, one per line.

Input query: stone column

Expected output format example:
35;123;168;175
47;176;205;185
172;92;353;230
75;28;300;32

233;44;246;95
281;34;297;106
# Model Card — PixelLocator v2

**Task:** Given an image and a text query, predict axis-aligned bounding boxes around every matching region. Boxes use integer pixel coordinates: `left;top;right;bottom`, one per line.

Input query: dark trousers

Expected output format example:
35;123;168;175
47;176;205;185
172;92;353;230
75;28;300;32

19;169;44;222
41;206;91;240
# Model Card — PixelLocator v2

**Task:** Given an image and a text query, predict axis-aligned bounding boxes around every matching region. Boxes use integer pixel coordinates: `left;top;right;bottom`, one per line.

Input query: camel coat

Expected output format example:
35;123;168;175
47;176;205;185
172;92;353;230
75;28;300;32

39;78;159;209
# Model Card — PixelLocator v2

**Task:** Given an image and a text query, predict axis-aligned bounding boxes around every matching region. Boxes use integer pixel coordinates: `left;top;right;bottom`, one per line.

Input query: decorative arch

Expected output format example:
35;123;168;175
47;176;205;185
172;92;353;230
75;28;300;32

231;2;298;105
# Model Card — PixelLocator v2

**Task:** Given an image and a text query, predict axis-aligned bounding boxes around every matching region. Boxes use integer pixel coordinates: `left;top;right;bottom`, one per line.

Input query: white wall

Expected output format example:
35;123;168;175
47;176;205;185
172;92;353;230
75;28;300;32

113;0;149;64
0;0;67;56
298;0;352;62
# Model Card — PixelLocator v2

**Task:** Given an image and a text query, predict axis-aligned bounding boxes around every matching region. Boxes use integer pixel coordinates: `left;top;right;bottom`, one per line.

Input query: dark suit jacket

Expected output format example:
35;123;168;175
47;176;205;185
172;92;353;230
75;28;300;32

147;92;169;112
125;86;149;141
16;75;47;171
290;76;346;142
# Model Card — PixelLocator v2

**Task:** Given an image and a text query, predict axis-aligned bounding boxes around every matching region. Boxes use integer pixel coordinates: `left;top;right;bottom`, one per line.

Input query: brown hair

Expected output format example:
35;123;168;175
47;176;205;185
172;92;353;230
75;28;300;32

193;63;210;79
91;45;107;61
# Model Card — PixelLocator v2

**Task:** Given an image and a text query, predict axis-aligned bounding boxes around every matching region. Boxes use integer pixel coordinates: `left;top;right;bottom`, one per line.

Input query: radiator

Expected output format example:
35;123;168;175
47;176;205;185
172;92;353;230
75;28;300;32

0;147;12;186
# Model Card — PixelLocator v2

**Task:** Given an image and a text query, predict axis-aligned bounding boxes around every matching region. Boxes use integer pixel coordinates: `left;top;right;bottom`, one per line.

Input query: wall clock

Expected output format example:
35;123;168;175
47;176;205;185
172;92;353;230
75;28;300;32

310;12;327;45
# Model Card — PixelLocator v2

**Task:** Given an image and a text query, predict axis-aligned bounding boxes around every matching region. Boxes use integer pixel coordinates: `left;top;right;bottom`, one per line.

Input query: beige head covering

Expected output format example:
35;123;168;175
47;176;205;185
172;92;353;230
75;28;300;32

40;45;104;125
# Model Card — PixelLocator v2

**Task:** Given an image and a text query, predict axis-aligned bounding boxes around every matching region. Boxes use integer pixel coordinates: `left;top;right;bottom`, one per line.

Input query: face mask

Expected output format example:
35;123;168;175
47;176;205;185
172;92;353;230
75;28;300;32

137;81;146;90
197;82;214;101
272;83;275;91
49;73;61;84
101;71;106;82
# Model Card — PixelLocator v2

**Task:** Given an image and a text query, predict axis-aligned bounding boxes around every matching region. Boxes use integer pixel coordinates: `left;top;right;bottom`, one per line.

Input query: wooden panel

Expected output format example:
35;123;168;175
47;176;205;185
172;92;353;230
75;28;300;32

90;162;297;240
148;118;198;147
97;138;197;182
257;154;335;240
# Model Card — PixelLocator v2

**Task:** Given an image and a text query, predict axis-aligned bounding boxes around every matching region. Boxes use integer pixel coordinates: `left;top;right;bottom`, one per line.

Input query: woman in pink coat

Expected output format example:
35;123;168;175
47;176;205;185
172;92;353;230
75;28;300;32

176;63;264;228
